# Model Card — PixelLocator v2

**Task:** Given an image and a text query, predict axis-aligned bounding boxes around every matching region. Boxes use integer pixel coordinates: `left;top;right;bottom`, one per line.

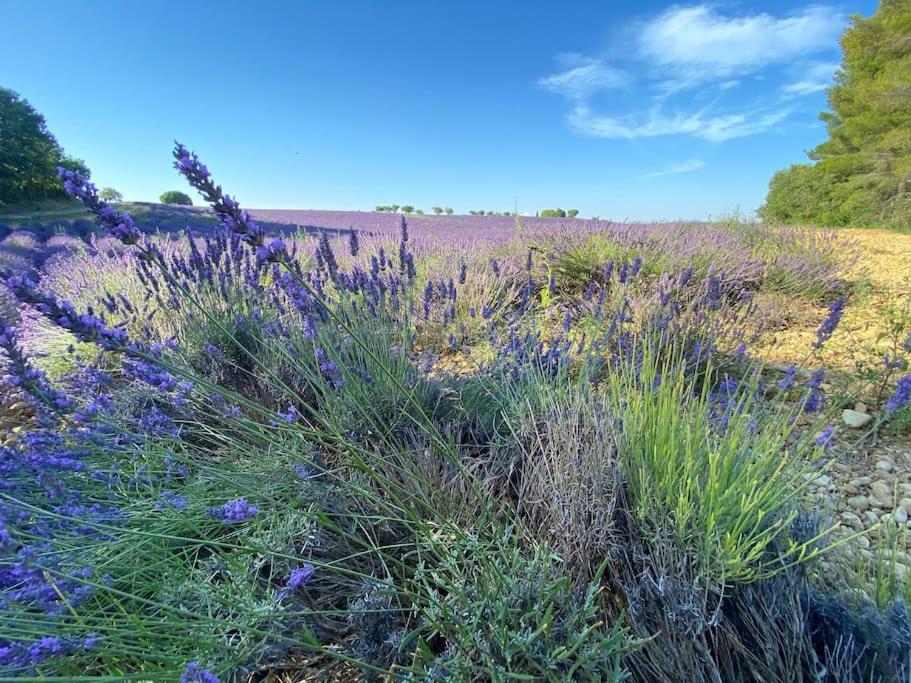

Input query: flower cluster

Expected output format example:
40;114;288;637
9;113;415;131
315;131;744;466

206;497;260;524
813;295;846;349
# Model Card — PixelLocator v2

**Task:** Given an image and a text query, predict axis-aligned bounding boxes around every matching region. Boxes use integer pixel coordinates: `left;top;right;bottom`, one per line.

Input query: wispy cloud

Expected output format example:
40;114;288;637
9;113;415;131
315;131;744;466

641;159;705;178
782;61;840;96
639;5;844;83
570;106;789;142
537;4;843;144
537;53;628;100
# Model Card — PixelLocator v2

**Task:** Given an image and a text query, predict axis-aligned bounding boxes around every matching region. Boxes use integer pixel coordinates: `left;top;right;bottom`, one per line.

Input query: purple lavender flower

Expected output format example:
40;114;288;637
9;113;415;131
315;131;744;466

348;229;360;257
813;295;846;349
207;497;259;524
181;662;220;683
57;167;142;245
314;347;345;389
287;563;314;589
154;491;187;510
491;259;500;277
814;426;834;448
777;365;798;391
458;262;467;285
887;374;911;413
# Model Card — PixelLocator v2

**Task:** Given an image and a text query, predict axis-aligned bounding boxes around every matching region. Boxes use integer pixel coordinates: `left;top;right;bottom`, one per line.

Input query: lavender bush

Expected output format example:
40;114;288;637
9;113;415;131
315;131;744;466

0;145;907;682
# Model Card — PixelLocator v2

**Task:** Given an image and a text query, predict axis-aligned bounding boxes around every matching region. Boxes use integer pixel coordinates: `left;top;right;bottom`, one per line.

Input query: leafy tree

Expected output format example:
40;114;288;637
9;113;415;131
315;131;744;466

567;209;579;218
0;87;86;206
401;205;415;214
415;208;425;215
159;190;193;206
390;204;400;213
540;208;566;218
444;207;454;215
761;0;911;227
100;187;123;202
432;206;443;215
375;205;387;212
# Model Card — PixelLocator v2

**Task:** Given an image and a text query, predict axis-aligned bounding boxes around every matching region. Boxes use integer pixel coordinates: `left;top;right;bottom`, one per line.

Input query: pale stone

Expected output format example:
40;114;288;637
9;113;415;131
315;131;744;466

813;474;832;487
855;402;868;413
847;495;870;512
851;476;873;487
871;481;893;504
842;409;873;429
877;459;895;473
894;507;909;525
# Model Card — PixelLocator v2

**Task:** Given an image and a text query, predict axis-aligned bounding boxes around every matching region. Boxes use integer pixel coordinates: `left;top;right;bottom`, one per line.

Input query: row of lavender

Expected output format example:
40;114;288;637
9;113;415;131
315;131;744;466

0;144;908;680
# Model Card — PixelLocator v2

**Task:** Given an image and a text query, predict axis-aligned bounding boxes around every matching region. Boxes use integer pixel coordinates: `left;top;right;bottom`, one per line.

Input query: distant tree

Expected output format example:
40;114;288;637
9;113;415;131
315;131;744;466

444;207;453;214
760;0;911;227
0;87;86;206
100;187;123;202
375;205;387;212
566;209;579;218
432;206;443;215
159;190;193;206
415;208;425;215
540;208;566;218
401;204;414;214
390;204;400;213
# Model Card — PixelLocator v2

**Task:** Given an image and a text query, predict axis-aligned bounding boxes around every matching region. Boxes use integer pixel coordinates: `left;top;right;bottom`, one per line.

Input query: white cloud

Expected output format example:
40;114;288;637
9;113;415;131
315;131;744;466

639;5;844;81
537;53;628;100
570;105;788;142
782;61;840;96
641;159;705;178
537;5;840;144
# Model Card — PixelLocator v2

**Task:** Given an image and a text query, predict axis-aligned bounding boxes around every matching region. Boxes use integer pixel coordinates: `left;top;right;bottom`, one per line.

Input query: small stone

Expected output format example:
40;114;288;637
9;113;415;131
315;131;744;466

842;409;873;429
855;402;868;413
840;511;864;530
876;460;895;473
813;474;832;487
871;481;893;503
864;511;880;525
856;535;871;550
894;508;909;524
847;495;870;512
899;498;911;514
851;476;873;487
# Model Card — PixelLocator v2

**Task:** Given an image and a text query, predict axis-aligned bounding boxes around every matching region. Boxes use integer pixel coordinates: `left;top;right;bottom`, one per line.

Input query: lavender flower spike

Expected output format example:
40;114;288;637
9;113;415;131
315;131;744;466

887;374;911;413
813;295;846;349
173;142;266;247
57;167;142;245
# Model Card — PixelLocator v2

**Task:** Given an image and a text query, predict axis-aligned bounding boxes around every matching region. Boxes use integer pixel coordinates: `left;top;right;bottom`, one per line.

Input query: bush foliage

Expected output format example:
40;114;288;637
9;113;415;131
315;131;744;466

760;0;911;228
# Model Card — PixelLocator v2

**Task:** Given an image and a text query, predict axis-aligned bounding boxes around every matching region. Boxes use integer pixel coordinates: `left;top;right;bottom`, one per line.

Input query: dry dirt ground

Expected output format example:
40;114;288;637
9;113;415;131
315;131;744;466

758;228;911;575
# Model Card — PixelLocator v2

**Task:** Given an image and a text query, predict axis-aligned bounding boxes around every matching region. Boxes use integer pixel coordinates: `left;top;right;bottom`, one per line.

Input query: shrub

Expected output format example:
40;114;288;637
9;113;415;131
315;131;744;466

159;190;193;205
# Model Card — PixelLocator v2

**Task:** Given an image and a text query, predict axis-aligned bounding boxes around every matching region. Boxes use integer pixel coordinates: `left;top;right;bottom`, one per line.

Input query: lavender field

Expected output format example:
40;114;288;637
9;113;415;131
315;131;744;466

0;143;910;682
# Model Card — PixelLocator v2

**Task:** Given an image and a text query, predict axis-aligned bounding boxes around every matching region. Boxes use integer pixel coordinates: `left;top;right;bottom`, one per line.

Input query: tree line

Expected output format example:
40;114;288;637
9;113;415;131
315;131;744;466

761;0;910;228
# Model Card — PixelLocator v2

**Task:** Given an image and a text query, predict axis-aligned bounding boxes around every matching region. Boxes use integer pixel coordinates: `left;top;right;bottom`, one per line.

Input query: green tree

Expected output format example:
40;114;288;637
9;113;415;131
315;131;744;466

761;0;911;227
444;207;454;215
390;204;400;213
401;205;415;214
567;209;579;218
540;208;567;218
0;87;86;206
159;190;193;206
432;206;443;215
100;187;123;202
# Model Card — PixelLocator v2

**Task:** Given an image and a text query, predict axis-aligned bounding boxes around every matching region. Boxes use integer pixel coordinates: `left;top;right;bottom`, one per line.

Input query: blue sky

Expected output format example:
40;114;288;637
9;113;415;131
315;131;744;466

1;1;876;219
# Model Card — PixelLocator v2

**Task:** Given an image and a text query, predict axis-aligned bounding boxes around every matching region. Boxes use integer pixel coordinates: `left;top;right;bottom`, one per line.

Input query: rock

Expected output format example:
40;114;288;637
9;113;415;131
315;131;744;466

856;535;871;550
847;495;870;512
864;511;881;526
871;481;893;504
855;402;868;413
851;476;873;487
900;498;911;514
877;459;895;473
813;474;832;487
894;507;909;525
843;409;873;429
840;511;864;530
